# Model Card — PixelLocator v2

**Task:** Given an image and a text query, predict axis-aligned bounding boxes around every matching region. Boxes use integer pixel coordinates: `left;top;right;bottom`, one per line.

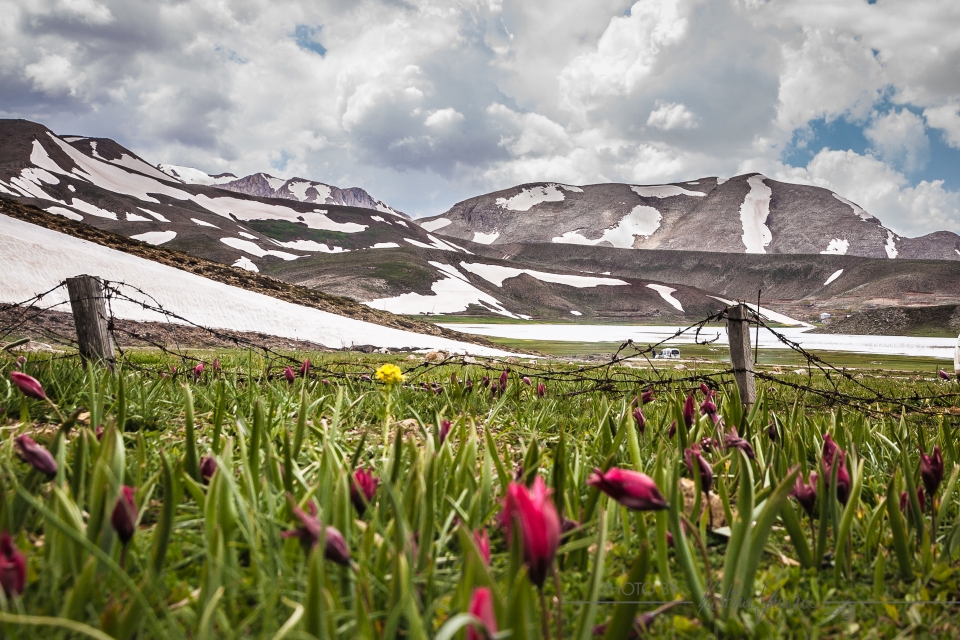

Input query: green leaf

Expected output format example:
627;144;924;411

603;540;650;640
886;471;914;581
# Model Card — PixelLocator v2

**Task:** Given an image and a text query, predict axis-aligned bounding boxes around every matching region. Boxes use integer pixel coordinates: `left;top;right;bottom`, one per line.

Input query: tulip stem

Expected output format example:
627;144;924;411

538;587;552;640
46;398;65;424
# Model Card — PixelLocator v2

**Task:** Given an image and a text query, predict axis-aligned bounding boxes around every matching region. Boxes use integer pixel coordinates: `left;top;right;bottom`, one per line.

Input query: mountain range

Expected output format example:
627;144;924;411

2;118;959;335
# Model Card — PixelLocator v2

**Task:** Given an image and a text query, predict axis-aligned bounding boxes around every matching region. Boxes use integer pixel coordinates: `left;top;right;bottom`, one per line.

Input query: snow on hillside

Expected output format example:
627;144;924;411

552;204;662;248
158;164;237;185
738;175;773;254
495;184;583;211
0;214;511;355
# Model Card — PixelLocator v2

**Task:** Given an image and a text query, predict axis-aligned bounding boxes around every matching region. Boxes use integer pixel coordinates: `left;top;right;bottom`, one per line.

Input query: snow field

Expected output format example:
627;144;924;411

824;269;844;286
646;284;684;311
738;175;773;254
552;204;662;248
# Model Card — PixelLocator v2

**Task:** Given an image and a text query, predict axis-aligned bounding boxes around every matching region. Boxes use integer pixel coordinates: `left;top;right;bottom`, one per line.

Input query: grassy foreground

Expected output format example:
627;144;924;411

2;350;960;639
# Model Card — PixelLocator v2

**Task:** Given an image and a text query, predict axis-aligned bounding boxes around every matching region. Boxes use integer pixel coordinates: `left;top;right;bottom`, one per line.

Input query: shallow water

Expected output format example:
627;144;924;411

440;323;958;360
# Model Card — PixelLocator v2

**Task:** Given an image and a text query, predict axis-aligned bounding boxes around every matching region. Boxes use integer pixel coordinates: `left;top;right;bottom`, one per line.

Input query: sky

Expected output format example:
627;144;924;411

2;0;960;236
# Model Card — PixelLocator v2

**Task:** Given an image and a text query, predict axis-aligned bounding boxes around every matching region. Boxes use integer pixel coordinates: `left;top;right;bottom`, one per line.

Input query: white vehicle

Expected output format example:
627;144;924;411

654;348;681;359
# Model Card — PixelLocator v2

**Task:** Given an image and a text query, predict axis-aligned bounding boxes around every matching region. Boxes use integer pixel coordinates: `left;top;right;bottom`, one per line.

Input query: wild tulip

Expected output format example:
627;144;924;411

821;433;840;467
640;389;655;404
700;382;712;396
111;486;138;545
766;423;778;441
321;378;330;385
560;516;579;535
536;382;546;397
300;358;311;378
723;427;755;459
213;357;221;373
282;498;351;565
350;468;379;515
284;366;295;384
95;426;104;441
587;467;668;511
500;477;561;588
15;355;25;369
323;525;352;566
522;376;531;385
700;398;720;424
438;419;452;445
193;362;204;381
499;370;508;387
682;394;696;429
699;436;718;453
480;376;490;388
939;369;951;380
15;435;57;477
920;446;944;500
900;487;926;515
632;407;646;434
10;371;45;400
668;420;677;439
0;532;26;598
822;449;850;505
684;445;713;493
790;472;817;517
467;587;497;640
474;528;491;565
200;456;217;484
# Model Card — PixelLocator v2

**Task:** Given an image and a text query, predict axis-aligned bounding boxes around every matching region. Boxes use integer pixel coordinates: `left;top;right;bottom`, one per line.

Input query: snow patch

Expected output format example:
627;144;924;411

708;296;811;328
191;218;219;228
286;181;311;201
157;164;235;185
139;208;170;223
459;262;628;288
821;238;849;255
264;175;287;190
276;240;348;253
646;284;684;312
832;193;872;221
220;237;302;260
495;184;579;211
45;206;83;221
366;262;517;318
232;257;259;272
885;231;899;259
69;199;117;220
738;175;773;254
552;205;661;248
131;230;177;245
716;177;728;185
107;154;176;182
370;215;386;223
370;242;400;249
824;269;844;286
631;185;705;198
238;232;258;240
570;310;582;316
420;217;452;232
190;195;367;232
473;231;500;244
126;213;151;222
0;213;508;354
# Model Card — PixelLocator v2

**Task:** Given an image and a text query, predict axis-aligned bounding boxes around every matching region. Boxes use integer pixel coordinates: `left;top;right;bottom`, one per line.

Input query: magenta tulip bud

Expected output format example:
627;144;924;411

640;389;655;404
632;407;646;434
499;370;508;387
668;420;676;439
0;532;26;597
15;435;57;477
790;472;817;517
15;356;25;369
536;382;546;397
682;394;695;429
920;446;944;500
821;433;850;504
284;366;295;384
213;357;221;373
522;376;531;385
438;419;452;445
467;587;498;640
766;423;778;441
111;486;138;545
700;382;713;397
200;456;217;484
350;468;379;516
723;427;755;459
193;362;204;381
684;446;713;493
95;426;104;441
940;369;951;380
321;378;330;385
300;359;311;378
322;525;351;566
170;366;177;376
10;371;45;400
499;477;560;587
587;467;668;511
821;433;840;467
474;528;491;565
281;499;350;565
900;487;925;515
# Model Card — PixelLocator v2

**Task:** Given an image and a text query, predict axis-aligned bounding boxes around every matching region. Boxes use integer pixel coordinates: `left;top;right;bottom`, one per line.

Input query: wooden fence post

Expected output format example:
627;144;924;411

726;303;756;408
66;275;115;366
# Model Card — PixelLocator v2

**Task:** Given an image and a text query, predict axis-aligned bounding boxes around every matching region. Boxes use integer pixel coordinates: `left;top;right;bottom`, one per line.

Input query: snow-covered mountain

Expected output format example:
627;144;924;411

418;177;960;260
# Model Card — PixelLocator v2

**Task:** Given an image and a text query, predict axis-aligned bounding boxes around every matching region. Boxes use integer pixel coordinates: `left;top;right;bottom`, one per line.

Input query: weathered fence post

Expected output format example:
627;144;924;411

66;275;115;366
726;303;756;408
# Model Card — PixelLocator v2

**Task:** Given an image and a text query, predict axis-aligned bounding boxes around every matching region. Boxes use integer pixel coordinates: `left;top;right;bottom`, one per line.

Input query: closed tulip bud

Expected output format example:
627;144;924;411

438;419;452;445
587;467;668;511
200;456;217;484
322;525;351;566
900;487;925;514
0;532;26;598
920;446;944;500
321;378;330;385
821;434;850;504
940;369;951;380
10;371;45;400
499;370;508;387
467;587;497;640
299;358;311;378
668;420;677;439
15;356;25;369
499;477;560;588
284;366;295;384
15;435;57;477
682;394;696;428
766;423;778;441
95;426;104;441
522;376;531;385
170;366;177;376
821;433;840;467
700;382;712;397
282;500;321;549
640;389;655;404
213;357;221;373
111;486;138;545
561;516;579;535
193;362;204;381
790;472;817;517
723;427;755;459
684;446;713;493
632;407;646;434
350;468;379;516
474;528;491;565
481;376;489;388
536;382;546;397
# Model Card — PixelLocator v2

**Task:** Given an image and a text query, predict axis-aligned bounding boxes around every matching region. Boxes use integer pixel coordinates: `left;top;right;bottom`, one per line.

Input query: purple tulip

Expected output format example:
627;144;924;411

500;477;561;588
10;371;45;400
284;366;295;384
682;394;696;429
522;376;531;385
723;427;755;459
193;362;204;381
213;357;221;374
790;472;817;516
0;532;26;597
15;356;25;369
939;369;951;380
587;467;668;511
920;446;944;500
474;528;491;565
15;435;57;477
467;587;497;640
350;468;379;516
684;445;713;493
900;487;926;515
438;419;452;445
499;370;508;388
668;420;677;439
632;407;646;434
821;436;850;504
282;499;351;565
111;486;138;545
300;358;311;378
536;382;546;397
200;456;217;484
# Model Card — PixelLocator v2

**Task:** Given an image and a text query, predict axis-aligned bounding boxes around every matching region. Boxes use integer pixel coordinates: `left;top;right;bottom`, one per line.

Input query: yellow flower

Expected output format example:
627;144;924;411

375;363;406;385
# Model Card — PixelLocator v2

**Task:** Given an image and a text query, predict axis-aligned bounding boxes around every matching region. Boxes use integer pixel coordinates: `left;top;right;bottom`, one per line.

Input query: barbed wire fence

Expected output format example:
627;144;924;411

1;278;957;417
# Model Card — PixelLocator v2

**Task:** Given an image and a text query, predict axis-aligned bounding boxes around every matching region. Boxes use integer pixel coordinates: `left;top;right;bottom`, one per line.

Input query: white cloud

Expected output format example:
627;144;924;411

864;109;929;173
924;102;960;149
24;54;84;96
424;108;464;128
646;101;698;130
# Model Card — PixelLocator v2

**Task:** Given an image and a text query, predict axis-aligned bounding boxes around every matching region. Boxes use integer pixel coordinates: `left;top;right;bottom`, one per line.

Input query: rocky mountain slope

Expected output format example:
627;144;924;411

419;178;960;260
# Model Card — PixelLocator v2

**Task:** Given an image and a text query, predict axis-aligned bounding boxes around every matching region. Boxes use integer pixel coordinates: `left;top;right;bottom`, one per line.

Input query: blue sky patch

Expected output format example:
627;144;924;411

294;25;326;57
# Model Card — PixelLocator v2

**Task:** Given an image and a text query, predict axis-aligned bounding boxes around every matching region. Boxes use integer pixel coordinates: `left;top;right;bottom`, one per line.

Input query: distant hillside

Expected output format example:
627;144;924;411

418;177;960;260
